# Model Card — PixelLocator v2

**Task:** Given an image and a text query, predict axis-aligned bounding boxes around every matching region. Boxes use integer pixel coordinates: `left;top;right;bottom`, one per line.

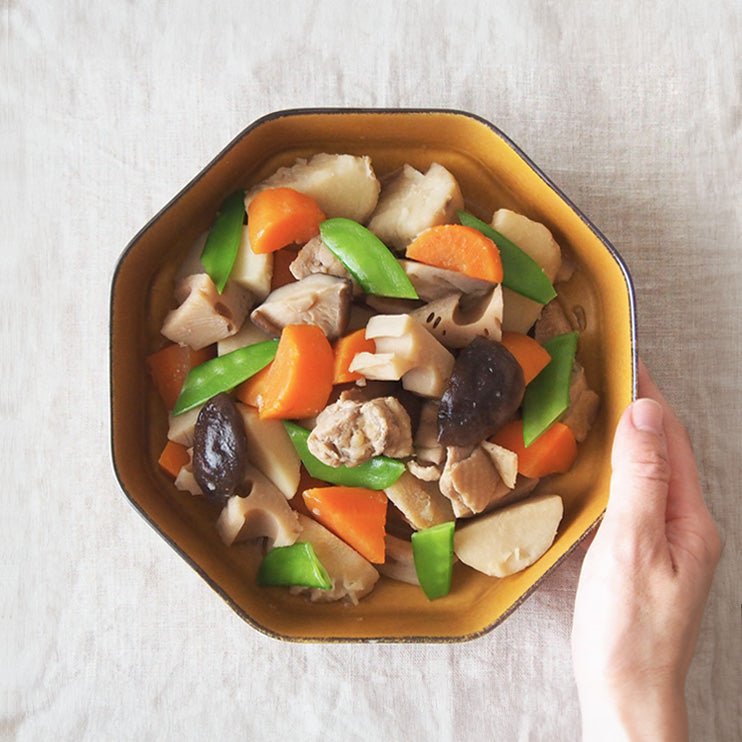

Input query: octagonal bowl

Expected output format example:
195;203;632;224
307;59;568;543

110;108;636;642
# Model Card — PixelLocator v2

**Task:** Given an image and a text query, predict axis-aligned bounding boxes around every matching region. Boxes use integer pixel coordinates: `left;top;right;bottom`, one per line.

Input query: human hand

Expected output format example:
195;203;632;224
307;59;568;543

571;360;721;741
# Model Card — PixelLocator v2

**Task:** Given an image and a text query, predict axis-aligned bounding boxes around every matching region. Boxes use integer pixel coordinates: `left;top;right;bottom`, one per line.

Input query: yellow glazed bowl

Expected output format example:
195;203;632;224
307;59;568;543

110;108;636;642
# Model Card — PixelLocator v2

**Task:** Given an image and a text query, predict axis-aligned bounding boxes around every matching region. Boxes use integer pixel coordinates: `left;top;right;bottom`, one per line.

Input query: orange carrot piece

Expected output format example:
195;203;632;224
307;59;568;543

491;420;578;479
157;440;191;479
247;187;326;255
406;224;504;283
235;324;334;419
146;343;215;410
302;486;388;564
271;246;300;291
235;362;271;409
332;329;376;384
499;331;551;385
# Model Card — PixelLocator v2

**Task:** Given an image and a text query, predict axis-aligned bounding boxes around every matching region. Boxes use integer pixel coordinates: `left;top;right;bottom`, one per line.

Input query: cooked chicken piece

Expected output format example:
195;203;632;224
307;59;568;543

349;314;455;399
367;163;464;251
480;440;518;489
236;403;301;499
384;471;454;530
377;534;419;585
230;225;273;300
215;464;301;547
410;286;503;349
439;445;511;518
250;273;352;341
307;396;413;468
492;209;563;335
289;513;379;604
161;273;253;350
406;459;442;481
533;298;575;344
399;260;496;302
289;235;354;284
245;153;381;223
560;362;600;442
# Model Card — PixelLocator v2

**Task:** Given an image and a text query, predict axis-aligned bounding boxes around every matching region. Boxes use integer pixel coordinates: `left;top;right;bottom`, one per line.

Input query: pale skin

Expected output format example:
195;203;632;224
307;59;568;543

572;360;721;741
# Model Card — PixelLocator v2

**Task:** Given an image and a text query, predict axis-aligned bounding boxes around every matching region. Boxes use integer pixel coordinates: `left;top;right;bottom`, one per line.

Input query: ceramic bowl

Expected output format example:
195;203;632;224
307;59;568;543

110;108;636;642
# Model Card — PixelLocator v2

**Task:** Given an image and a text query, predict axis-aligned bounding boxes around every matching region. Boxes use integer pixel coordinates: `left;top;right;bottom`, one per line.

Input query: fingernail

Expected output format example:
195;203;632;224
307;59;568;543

631;398;663;434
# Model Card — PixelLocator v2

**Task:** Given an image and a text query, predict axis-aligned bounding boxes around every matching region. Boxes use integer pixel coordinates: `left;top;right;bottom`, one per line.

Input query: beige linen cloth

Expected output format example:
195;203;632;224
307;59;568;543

3;1;740;740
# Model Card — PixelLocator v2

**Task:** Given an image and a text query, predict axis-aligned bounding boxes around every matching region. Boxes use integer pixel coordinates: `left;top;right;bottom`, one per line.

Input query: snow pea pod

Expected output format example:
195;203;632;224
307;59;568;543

319;218;419;299
200;189;246;293
411;521;455;600
283;421;405;490
257;542;332;589
521;331;578;446
457;211;557;304
172;340;278;416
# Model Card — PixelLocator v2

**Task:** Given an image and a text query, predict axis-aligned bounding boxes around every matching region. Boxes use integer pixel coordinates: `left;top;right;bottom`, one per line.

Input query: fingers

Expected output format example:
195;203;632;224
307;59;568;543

637;361;722;566
606;396;672;541
637;360;705;514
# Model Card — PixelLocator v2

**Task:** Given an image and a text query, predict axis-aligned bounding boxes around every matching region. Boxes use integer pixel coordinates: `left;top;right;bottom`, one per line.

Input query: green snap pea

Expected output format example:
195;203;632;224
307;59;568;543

257;542;332;589
457;211;557;304
521;331;578;446
411;521;455;601
283;421;405;490
200;190;246;293
320;217;419;299
171;340;278;416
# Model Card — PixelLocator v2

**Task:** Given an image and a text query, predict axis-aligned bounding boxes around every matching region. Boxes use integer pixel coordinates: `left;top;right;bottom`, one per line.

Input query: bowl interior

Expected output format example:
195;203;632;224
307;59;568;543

110;109;635;642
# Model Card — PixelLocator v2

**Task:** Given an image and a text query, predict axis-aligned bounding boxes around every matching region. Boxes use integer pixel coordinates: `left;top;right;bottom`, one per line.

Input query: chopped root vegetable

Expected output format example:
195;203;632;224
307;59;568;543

491;420;578;479
147;343;215;410
332;328;376;384
302;486;388;564
405;224;503;283
247;187;326;255
235;324;334;419
157;440;191;479
499;331;551;385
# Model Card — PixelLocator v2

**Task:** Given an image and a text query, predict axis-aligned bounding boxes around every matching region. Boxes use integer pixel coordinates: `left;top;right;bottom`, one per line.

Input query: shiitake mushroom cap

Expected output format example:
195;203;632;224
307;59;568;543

192;393;247;506
438;337;525;448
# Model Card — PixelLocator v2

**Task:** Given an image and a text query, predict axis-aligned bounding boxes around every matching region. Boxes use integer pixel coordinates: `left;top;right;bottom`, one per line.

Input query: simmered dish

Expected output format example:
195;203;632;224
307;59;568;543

147;153;600;604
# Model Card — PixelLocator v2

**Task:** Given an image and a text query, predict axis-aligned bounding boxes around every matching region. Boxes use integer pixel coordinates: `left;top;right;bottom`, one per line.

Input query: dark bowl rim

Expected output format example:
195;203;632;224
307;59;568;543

109;106;638;644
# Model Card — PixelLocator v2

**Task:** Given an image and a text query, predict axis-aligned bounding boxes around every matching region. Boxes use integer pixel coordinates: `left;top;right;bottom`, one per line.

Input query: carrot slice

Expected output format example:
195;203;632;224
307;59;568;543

235;324;334;419
491;420;578;479
499;332;552;385
302;486;388;564
157;440;190;479
405;224;504;282
271;246;300;291
248;187;326;255
147;343;215;410
332;328;376;384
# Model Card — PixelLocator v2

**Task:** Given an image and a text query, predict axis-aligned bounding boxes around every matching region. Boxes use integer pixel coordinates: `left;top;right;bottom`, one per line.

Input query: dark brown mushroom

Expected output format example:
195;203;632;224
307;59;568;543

437;337;525;447
192;393;247;506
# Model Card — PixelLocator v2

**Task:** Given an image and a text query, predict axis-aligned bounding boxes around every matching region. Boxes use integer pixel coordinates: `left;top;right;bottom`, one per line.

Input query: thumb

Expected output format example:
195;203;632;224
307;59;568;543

605;397;672;541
